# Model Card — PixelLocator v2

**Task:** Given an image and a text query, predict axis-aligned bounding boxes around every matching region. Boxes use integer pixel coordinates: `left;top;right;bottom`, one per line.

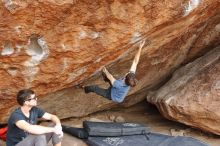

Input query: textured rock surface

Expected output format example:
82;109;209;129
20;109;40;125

0;0;219;123
147;47;220;135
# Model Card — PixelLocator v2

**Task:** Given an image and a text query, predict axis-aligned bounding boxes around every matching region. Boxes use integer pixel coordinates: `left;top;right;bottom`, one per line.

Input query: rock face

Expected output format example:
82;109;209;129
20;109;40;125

0;0;219;123
147;47;220;135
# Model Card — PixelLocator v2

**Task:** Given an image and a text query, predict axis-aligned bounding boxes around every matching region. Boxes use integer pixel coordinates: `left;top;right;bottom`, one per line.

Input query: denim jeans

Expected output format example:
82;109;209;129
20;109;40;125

84;85;112;100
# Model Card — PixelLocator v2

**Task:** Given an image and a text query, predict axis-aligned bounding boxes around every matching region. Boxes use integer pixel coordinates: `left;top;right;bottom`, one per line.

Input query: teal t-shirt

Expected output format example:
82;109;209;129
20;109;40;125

111;79;130;103
6;106;45;146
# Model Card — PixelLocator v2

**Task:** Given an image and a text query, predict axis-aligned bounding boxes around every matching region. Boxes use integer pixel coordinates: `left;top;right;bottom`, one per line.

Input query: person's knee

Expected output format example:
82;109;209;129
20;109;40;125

52;134;63;145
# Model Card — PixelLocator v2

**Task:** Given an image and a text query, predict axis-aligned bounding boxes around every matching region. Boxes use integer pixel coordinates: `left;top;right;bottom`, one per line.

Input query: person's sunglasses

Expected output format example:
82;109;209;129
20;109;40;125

25;97;37;101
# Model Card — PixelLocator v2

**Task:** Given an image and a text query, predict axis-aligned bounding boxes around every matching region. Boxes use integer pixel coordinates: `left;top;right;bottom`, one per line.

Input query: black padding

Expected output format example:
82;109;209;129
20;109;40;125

147;133;172;146
62;125;88;139
87;133;171;146
83;121;150;136
157;136;208;146
87;133;208;146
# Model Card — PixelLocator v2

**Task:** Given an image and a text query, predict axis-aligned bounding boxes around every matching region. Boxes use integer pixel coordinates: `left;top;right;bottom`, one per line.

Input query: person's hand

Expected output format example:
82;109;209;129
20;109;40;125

102;67;107;74
56;130;63;138
54;124;63;138
55;124;62;131
139;40;145;49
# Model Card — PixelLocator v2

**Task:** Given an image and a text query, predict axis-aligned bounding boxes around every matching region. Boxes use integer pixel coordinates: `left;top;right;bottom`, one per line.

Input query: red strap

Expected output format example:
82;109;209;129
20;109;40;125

0;127;7;141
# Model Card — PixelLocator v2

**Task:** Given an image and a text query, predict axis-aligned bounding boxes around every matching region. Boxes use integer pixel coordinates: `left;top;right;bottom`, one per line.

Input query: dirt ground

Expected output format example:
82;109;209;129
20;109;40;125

1;101;220;146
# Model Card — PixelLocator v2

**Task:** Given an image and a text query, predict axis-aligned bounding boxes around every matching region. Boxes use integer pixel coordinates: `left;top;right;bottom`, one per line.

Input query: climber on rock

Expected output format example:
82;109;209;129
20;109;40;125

81;40;147;103
6;89;63;146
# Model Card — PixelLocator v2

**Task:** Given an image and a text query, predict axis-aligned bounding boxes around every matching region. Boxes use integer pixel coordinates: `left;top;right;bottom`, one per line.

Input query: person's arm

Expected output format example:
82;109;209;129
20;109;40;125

42;112;61;125
102;67;116;85
42;112;62;136
15;120;55;135
129;40;145;73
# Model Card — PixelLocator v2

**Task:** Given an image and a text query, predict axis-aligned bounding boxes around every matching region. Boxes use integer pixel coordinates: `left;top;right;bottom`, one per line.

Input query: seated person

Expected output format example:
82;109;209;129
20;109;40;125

6;89;63;146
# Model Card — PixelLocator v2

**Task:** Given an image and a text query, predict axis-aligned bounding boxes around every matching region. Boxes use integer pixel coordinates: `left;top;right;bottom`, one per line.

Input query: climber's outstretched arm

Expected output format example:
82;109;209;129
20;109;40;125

102;67;116;85
129;40;145;73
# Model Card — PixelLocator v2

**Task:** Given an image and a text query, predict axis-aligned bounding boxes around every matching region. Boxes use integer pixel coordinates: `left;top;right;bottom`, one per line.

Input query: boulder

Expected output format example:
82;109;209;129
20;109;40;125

0;0;219;123
147;47;220;135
